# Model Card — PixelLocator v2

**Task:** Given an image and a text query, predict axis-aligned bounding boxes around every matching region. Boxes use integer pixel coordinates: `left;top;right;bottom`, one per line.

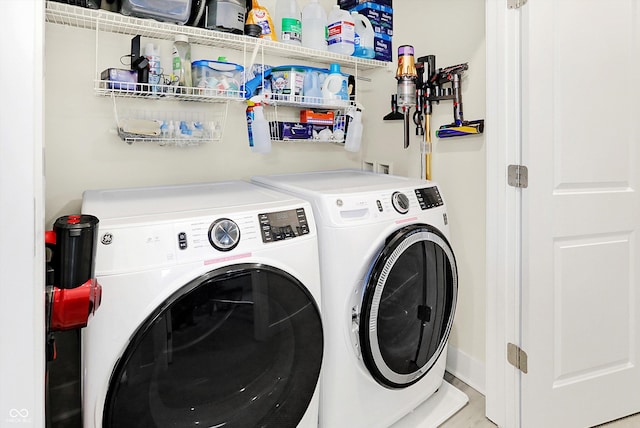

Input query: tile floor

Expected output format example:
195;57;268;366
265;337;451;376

440;373;640;428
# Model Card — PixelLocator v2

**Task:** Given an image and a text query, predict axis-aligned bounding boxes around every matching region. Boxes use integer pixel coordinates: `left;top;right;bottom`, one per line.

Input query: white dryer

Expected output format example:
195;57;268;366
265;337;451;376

81;181;323;428
252;170;466;428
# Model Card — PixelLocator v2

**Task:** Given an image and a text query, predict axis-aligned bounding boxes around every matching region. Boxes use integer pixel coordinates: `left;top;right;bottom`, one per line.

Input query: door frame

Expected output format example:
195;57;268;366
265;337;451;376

485;0;522;426
0;0;46;426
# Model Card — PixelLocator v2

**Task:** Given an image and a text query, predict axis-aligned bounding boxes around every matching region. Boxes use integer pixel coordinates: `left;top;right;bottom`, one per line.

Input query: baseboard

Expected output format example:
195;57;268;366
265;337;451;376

445;345;486;395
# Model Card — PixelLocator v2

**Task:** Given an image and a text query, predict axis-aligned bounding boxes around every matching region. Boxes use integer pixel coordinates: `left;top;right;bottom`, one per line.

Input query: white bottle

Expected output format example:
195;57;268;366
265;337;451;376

251;104;272;153
301;0;327;51
344;109;363;152
274;0;302;45
144;43;161;94
351;11;375;59
322;63;348;106
172;35;192;92
327;5;354;56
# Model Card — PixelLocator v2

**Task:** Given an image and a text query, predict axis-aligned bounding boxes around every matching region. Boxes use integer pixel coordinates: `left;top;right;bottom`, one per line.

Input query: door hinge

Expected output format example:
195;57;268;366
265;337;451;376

507;343;528;373
508;164;528;188
508;0;528;9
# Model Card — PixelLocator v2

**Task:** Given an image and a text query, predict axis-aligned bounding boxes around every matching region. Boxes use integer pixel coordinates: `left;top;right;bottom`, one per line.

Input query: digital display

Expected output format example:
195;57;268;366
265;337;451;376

258;208;310;243
415;187;443;210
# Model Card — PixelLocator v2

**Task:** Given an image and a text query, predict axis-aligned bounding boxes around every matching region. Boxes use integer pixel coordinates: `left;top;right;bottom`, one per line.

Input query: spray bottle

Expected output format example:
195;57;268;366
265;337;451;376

246;96;272;153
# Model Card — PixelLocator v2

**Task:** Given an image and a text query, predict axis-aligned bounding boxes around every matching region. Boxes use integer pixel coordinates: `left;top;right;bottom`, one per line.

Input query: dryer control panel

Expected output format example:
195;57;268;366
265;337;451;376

415;186;443;210
258;208;310;243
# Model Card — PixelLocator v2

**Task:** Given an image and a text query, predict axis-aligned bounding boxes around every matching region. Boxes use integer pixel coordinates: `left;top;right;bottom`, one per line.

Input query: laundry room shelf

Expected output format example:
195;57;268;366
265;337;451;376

45;1;391;73
114;103;226;147
94;80;243;103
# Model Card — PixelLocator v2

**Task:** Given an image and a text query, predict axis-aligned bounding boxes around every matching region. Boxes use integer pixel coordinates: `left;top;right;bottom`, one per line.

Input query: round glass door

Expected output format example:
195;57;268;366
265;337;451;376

103;263;323;427
359;224;457;389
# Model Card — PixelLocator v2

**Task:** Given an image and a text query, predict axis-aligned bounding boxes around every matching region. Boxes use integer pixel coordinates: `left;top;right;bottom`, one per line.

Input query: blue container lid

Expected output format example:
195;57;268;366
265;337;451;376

192;59;243;72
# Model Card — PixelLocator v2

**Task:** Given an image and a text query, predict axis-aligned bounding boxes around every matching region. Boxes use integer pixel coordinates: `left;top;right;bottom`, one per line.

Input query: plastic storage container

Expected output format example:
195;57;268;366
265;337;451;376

120;0;192;24
191;60;244;95
270;66;307;102
327;5;354;55
274;0;302;45
301;0;327;51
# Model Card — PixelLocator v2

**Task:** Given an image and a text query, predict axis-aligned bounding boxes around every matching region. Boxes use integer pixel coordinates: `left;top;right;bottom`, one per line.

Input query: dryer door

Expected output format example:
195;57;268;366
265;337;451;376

359;224;457;389
103;263;323;427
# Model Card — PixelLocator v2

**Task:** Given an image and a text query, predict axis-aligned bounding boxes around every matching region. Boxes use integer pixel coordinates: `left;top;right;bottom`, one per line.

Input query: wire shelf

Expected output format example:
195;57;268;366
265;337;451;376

114;104;227;147
45;1;391;72
94;80;243;102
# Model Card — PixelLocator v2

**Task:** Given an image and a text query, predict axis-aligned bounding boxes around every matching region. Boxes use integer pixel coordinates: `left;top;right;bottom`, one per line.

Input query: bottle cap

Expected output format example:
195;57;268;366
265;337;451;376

244;24;262;38
329;63;341;74
175;34;189;43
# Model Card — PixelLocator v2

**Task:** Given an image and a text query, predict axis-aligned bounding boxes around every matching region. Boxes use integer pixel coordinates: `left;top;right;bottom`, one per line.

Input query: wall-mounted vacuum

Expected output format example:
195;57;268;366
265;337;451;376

385;45;484;179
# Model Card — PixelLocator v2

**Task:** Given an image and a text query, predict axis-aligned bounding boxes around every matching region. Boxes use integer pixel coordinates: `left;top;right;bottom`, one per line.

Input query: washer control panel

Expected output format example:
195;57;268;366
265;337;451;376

415;186;443;210
258;208;310;243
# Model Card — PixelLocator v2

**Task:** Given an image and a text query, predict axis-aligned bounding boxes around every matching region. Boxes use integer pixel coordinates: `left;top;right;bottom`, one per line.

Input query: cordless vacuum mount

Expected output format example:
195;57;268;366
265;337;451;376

414;55;484;138
384;48;485;180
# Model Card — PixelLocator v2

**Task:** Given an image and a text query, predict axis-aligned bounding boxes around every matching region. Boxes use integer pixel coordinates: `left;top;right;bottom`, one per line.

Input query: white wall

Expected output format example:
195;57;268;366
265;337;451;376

44;0;486;387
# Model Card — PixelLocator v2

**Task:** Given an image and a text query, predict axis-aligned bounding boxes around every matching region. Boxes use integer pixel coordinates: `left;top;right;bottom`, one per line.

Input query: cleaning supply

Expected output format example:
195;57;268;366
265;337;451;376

246;97;271;153
351;11;375;59
302;69;323;103
322;63;348;106
274;0;302;45
344;109;362;152
144;42;161;94
327;5;354;56
171;35;192;92
246;0;277;41
301;0;327;51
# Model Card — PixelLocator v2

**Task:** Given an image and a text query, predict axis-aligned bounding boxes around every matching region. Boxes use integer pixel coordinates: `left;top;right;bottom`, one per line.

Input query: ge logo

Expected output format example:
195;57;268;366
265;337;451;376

101;233;113;245
9;409;28;418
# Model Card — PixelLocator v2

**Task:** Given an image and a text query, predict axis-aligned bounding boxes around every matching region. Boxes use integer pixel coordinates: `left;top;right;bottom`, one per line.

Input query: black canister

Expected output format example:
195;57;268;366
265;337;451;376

51;215;99;289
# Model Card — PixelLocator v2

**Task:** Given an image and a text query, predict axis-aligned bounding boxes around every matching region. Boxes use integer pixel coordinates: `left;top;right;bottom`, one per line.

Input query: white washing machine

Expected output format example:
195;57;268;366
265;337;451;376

80;181;323;428
252;170;467;428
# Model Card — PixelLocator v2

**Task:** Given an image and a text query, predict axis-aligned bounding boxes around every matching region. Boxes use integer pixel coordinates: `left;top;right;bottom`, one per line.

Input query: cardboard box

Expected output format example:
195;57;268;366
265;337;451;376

374;33;393;62
300;110;335;125
100;68;138;91
339;0;392;9
351;2;393;37
269;122;313;140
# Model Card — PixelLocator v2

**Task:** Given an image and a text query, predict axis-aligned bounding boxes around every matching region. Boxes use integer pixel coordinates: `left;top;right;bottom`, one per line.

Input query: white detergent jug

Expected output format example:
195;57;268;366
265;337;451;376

327;5;354;55
301;0;327;51
322;63;348;107
351;11;375;59
274;0;302;45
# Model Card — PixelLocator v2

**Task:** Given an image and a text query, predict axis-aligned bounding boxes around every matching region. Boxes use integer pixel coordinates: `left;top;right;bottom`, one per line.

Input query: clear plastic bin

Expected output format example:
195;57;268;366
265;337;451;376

191;60;244;97
120;0;192;25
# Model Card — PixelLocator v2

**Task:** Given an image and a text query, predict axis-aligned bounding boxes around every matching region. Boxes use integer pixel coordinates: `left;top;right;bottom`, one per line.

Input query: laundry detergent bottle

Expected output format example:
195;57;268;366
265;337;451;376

301;0;327;51
327;5;354;55
274;0;302;45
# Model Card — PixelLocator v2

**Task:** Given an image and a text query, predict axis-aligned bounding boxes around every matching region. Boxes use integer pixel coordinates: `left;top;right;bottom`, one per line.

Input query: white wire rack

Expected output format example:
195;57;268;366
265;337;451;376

112;97;227;146
45;1;391;72
94;79;243;102
265;107;348;146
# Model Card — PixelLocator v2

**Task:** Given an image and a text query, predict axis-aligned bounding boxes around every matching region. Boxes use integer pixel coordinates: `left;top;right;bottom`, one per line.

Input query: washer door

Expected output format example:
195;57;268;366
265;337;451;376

359;224;457;389
103;263;323;427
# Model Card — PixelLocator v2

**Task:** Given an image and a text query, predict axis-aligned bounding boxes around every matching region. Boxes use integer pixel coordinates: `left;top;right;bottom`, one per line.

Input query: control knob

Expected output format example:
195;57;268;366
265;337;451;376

208;218;240;251
391;191;410;214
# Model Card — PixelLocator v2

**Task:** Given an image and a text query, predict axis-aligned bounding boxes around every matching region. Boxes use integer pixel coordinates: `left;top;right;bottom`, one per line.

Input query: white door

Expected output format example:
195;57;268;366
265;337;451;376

520;0;640;426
